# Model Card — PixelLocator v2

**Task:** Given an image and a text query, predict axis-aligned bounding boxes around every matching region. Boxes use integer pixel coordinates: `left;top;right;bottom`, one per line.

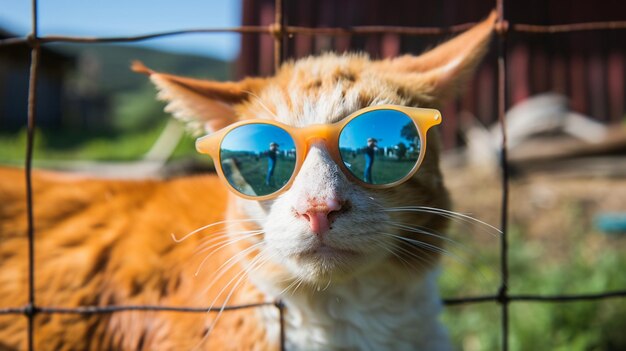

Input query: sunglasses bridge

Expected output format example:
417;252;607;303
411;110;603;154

295;123;337;153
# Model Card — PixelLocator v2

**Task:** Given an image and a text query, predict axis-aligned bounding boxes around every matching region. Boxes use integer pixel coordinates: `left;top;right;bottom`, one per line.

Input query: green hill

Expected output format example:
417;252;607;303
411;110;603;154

50;43;234;95
0;44;236;163
44;43;235;132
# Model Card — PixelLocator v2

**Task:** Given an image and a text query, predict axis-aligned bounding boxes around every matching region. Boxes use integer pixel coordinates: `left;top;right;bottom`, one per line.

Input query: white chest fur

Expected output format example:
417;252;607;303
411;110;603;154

256;266;452;351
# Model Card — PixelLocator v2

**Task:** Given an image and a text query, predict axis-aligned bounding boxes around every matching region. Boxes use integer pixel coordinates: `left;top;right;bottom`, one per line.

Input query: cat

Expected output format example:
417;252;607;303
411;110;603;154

0;11;496;351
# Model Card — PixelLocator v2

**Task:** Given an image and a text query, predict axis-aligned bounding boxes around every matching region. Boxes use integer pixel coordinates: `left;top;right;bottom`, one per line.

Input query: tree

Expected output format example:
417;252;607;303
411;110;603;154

400;122;417;142
396;142;407;160
400;121;420;152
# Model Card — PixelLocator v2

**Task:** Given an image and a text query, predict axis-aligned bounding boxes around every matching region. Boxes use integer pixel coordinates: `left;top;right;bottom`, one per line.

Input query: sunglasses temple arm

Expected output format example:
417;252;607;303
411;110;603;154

410;108;442;130
195;134;220;157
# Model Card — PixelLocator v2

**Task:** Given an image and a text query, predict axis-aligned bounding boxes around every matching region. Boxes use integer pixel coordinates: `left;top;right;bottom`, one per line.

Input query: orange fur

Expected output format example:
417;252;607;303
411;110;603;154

0;12;495;350
0;168;274;350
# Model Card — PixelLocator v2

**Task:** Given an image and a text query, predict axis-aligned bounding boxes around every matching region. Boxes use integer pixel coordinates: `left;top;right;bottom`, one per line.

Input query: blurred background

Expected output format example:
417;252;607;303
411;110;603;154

1;0;626;350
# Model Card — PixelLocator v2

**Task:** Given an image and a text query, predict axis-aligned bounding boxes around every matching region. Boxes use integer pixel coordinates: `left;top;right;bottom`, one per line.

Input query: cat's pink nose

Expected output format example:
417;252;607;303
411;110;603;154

296;199;344;236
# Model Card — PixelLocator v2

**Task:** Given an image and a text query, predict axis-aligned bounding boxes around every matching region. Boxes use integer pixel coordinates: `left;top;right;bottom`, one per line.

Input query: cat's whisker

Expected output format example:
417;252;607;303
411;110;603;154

390;238;438;271
371;240;423;273
388;240;442;271
388;221;499;275
193;232;237;253
385;206;482;226
384;209;501;282
209;255;275;326
205;253;267;318
362;195;387;210
271;274;299;285
202;252;276;338
194;228;263;246
194;236;262;277
292;277;306;295
193;230;263;257
278;276;303;296
381;232;492;284
205;256;264;310
195;237;264;282
321;276;332;291
386;221;486;260
384;206;501;236
279;272;312;296
387;221;465;247
379;232;464;263
171;218;264;243
198;244;272;302
191;252;273;351
193;237;261;272
174;231;262;274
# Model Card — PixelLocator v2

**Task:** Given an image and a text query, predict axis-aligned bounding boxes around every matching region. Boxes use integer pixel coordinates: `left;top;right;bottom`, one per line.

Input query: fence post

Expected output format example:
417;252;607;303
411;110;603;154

272;0;284;71
25;0;41;350
495;0;510;350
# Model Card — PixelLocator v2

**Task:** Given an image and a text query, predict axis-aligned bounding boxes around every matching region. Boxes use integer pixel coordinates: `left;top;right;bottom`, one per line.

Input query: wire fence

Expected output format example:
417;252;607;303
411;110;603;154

1;0;626;350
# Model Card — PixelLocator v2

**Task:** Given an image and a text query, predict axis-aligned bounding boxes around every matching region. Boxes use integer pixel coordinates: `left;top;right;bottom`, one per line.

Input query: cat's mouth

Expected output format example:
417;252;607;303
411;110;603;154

295;243;360;262
282;239;388;283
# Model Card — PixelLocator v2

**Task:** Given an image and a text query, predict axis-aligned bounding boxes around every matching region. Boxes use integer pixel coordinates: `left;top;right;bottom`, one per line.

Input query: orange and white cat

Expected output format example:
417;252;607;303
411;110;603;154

0;12;495;351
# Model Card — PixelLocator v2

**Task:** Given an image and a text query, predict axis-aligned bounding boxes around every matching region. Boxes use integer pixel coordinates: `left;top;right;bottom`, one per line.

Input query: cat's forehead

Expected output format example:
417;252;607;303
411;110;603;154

237;54;408;127
288;53;365;80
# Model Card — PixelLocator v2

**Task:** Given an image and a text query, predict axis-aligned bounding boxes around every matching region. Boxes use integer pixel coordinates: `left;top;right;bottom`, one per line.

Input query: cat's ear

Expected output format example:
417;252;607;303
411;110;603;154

132;61;266;135
377;10;497;103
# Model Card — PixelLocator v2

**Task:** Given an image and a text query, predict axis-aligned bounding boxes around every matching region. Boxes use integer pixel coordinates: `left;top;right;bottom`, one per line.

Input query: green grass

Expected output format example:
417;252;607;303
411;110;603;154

0;122;201;164
439;216;626;351
341;152;416;184
222;153;296;196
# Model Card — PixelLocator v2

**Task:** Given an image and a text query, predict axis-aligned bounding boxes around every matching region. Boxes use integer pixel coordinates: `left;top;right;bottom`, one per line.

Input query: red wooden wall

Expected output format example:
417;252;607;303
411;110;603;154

238;0;626;149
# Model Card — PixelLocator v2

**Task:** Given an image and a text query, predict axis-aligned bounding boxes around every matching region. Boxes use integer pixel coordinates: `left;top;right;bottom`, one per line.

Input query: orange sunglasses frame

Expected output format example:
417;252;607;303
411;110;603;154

196;104;442;200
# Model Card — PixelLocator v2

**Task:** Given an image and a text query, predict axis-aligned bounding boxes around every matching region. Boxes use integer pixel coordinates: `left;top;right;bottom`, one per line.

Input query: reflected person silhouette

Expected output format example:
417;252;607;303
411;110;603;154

266;142;279;186
364;138;378;183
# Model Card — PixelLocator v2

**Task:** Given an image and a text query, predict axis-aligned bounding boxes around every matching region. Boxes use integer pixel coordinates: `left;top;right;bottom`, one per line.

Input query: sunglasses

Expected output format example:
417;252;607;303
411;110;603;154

196;105;442;200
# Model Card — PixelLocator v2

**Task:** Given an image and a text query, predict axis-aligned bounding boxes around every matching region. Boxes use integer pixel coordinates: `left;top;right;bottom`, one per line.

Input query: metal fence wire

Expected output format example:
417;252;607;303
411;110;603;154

1;0;626;350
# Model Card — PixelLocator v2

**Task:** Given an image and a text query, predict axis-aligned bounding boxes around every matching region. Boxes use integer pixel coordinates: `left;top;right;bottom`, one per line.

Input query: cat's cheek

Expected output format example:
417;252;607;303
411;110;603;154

229;196;273;226
263;200;315;253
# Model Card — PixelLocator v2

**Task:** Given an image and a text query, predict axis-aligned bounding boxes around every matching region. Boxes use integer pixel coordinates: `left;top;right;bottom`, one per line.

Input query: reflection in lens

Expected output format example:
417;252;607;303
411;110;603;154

339;110;420;185
220;124;296;197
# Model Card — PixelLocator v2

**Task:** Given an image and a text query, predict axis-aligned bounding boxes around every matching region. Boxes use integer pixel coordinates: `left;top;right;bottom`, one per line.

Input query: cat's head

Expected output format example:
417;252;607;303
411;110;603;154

135;12;496;286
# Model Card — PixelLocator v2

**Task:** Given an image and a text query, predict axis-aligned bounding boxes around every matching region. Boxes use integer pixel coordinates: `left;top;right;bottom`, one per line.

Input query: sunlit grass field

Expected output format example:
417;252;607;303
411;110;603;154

439;171;626;351
340;152;416;183
221;153;296;195
0;122;200;164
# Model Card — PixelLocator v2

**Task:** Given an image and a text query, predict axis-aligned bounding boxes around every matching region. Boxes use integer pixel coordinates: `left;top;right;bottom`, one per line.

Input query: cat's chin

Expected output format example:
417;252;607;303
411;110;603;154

297;243;359;260
284;244;385;284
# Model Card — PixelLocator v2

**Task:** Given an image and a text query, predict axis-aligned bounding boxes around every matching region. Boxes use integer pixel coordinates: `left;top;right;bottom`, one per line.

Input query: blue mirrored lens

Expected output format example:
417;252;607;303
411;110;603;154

220;124;296;197
339;110;420;184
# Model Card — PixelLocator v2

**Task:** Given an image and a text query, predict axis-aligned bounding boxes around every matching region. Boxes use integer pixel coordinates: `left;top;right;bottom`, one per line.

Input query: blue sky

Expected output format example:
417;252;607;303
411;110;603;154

222;124;296;153
0;0;242;60
339;111;417;150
